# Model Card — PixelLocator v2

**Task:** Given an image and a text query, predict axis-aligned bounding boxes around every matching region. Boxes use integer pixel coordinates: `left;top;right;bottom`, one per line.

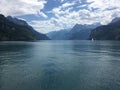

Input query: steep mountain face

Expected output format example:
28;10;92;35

0;14;49;41
46;29;70;40
67;23;100;40
89;17;120;40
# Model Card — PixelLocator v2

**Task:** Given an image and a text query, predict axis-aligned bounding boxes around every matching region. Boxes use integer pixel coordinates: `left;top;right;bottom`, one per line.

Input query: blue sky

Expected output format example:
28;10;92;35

0;0;120;33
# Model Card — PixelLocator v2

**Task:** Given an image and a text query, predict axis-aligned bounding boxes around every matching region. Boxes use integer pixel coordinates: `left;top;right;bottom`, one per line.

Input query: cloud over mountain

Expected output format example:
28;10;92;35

0;0;120;33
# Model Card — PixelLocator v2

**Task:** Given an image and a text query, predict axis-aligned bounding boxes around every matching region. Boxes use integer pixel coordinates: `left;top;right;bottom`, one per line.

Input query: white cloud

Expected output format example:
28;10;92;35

30;0;120;33
0;0;47;16
86;0;120;24
38;11;48;18
52;2;76;18
62;2;75;8
52;2;75;15
87;0;120;10
29;19;63;33
60;0;64;3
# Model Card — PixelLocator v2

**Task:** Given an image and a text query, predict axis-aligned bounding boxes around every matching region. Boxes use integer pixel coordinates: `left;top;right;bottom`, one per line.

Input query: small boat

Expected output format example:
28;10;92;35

92;38;94;41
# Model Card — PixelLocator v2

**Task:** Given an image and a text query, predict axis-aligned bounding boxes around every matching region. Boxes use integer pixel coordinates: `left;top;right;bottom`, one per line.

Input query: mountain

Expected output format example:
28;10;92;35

47;23;100;40
46;29;70;40
7;16;49;40
0;14;49;41
7;16;28;26
67;23;100;40
89;17;120;40
110;17;120;24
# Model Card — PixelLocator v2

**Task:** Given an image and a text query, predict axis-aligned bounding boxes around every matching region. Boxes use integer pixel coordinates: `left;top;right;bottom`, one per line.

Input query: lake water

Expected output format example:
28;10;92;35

0;40;120;90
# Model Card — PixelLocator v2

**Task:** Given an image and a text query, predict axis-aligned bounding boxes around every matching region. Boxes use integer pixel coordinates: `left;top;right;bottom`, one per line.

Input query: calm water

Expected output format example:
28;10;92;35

0;40;120;90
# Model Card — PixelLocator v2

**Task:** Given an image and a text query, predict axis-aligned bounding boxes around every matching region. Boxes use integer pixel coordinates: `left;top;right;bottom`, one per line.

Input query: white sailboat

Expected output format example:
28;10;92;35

92;38;94;41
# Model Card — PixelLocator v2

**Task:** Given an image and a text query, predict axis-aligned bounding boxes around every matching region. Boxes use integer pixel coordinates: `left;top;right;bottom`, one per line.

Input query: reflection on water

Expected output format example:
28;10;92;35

0;41;120;90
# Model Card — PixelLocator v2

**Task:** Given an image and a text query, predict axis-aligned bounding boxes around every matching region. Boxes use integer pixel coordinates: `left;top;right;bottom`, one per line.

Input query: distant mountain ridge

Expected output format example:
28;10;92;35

47;23;100;40
0;14;49;41
67;23;100;40
4;13;119;41
47;17;120;41
47;29;70;40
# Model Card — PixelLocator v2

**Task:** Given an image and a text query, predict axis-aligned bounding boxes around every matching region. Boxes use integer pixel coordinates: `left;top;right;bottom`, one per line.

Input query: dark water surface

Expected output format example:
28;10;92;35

0;40;120;90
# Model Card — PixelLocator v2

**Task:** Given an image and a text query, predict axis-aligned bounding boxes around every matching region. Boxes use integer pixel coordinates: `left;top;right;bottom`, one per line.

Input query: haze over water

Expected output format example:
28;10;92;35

0;40;120;90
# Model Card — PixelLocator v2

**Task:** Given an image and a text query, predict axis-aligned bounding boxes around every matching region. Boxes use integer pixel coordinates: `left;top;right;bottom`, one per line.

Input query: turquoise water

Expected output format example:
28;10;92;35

0;40;120;90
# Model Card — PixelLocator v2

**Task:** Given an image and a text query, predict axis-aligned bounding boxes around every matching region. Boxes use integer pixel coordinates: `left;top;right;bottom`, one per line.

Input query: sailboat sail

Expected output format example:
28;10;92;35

92;38;94;41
